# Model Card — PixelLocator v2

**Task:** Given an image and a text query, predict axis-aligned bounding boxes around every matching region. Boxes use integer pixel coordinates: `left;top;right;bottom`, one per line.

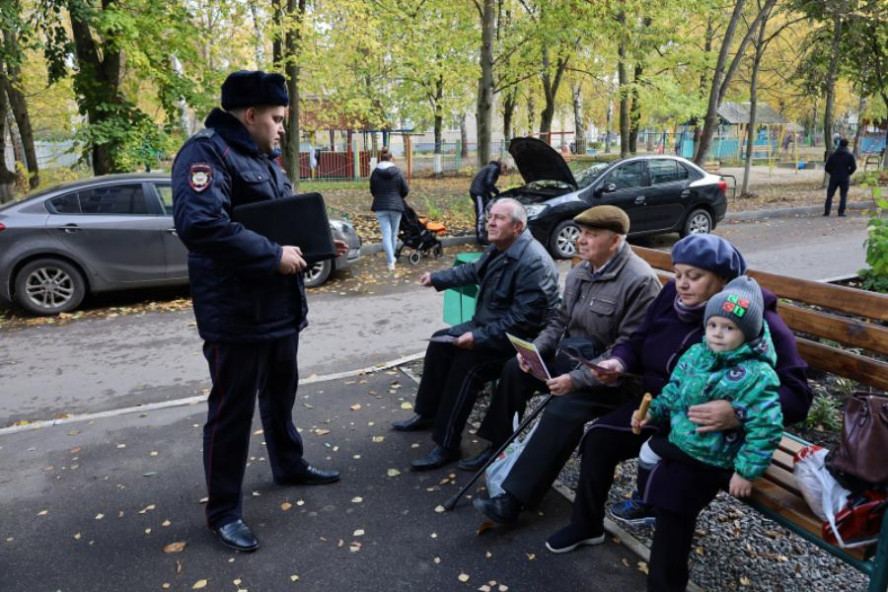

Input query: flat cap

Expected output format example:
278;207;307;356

573;205;630;234
221;70;289;110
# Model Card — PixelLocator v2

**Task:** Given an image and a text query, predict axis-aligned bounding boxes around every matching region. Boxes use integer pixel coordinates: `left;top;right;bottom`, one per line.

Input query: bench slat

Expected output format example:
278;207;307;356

797;338;888;391
779;304;888;357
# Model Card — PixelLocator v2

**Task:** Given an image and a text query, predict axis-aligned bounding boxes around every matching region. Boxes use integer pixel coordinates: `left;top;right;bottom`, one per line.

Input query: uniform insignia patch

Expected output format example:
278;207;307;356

189;164;212;192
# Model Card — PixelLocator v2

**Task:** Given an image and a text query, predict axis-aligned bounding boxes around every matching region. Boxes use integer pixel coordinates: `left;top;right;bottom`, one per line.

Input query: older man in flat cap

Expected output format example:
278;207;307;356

173;70;343;552
471;205;662;523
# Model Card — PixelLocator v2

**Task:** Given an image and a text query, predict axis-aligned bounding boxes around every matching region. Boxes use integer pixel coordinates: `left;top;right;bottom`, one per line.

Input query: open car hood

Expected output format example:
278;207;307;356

508;137;577;188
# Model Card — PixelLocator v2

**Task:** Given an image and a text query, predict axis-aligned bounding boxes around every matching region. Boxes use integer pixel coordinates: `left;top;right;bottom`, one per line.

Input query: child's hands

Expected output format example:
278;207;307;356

729;473;753;498
630;412;651;431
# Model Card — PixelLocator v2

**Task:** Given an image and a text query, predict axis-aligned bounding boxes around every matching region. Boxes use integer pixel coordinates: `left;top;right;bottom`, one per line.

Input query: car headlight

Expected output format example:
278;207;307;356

524;204;548;219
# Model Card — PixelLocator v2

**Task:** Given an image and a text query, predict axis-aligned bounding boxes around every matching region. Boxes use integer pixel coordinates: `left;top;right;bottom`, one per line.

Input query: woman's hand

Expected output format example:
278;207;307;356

729;473;753;498
546;374;574;396
516;352;532;374
687;400;740;433
592;358;625;385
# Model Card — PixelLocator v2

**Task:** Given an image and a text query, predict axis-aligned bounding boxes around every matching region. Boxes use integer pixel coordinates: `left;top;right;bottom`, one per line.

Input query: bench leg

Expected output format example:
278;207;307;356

869;512;888;592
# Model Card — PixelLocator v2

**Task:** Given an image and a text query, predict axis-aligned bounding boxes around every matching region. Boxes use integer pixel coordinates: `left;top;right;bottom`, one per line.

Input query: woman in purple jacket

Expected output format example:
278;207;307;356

544;234;812;592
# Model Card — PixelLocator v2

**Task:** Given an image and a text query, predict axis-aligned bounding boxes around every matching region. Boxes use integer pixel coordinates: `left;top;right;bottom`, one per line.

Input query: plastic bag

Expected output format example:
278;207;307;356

794;444;849;522
485;422;539;497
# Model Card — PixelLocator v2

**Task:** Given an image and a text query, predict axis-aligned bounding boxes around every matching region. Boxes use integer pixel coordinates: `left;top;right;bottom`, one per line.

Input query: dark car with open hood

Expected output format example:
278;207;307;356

500;137;728;258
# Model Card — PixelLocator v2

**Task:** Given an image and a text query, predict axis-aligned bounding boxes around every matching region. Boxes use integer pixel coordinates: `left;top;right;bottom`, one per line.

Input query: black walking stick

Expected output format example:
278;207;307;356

442;393;555;511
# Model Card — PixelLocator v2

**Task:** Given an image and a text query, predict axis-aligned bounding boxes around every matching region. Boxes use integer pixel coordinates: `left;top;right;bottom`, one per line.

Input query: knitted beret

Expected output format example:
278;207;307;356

573;205;630;234
705;276;764;341
671;234;746;280
221;71;289;110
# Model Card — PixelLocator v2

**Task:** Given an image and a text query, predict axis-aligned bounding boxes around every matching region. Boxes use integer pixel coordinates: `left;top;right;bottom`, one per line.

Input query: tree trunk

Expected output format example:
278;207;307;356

629;63;643;154
741;1;772;197
0;90;16;203
852;96;867;158
823;7;844;158
459;115;468;158
694;0;747;165
433;74;444;154
526;95;535;135
502;87;517;145
571;83;585;155
605;97;613;154
618;48;629;158
278;0;306;189
476;0;495;167
2;25;38;188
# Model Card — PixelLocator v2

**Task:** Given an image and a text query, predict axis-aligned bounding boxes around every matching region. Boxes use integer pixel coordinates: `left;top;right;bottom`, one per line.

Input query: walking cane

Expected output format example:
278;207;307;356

442;393;554;512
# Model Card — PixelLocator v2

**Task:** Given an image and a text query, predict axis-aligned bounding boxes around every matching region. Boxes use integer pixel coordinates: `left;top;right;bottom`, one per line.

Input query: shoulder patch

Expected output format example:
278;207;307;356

189;163;212;192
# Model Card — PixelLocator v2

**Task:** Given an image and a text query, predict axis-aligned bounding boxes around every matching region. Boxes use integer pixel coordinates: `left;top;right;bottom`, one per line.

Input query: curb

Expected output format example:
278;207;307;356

359;202;874;255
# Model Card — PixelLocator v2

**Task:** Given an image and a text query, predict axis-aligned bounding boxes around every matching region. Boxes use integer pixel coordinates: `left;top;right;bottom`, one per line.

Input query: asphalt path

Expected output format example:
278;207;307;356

0;210;868;426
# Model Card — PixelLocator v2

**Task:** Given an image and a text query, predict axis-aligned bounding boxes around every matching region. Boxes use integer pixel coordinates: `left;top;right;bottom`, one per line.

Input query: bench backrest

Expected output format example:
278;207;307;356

630;245;888;391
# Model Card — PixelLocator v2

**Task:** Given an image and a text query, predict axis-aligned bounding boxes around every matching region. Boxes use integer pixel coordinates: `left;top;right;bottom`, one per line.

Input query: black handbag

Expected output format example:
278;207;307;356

552;336;603;376
826;392;888;491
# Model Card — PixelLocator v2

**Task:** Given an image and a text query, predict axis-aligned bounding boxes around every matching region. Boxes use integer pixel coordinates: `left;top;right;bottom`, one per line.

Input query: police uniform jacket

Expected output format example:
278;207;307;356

469;161;502;198
172;108;308;343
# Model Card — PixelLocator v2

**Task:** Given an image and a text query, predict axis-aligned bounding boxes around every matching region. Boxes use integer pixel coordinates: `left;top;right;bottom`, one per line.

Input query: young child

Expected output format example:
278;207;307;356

630;275;784;503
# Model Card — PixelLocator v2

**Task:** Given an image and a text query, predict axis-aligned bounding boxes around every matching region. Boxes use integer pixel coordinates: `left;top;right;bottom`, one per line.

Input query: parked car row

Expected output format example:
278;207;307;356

0;174;362;315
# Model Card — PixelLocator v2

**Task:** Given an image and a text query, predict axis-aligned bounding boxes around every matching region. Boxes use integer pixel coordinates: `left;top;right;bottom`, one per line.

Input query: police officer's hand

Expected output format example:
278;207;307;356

279;246;307;274
334;239;348;257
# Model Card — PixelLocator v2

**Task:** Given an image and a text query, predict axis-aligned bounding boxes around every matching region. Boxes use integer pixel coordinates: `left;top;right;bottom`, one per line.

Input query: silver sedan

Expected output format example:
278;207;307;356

0;173;361;315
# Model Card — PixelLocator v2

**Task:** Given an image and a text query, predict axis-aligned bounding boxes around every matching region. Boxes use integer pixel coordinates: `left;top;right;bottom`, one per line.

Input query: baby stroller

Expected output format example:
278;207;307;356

396;204;446;264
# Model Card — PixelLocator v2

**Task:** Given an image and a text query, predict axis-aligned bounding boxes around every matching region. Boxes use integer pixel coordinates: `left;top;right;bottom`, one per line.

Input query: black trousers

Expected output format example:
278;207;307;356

499;384;628;508
471;193;489;244
202;335;307;528
414;329;511;450
825;177;849;215
476;356;545;448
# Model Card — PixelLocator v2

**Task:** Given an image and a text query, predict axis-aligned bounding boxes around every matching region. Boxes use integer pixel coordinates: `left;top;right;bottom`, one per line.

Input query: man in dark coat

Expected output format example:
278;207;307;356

824;137;857;217
469;160;508;245
392;198;560;471
173;70;343;553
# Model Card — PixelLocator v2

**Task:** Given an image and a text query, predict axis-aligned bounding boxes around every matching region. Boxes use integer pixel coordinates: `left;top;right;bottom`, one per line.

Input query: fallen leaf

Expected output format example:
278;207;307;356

281;502;293;511
434;557;441;564
164;542;186;553
350;403;362;411
74;532;81;540
526;553;536;560
372;436;385;443
458;573;470;583
351;497;363;503
479;586;491;592
430;532;438;539
37;510;48;516
387;468;401;477
638;561;649;575
162;520;171;527
498;586;509;592
150;451;159;457
192;580;207;589
740;576;751;586
485;551;492;559
354;529;365;536
315;429;331;436
290;575;300;582
476;521;495;536
400;402;413;410
95;513;104;520
435;505;446;513
349;541;362;552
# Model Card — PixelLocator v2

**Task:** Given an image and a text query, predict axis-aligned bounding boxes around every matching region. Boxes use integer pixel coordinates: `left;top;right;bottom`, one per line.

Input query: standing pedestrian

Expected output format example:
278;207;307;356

469;160;508;245
370;147;409;270
824;137;857;217
173;70;343;553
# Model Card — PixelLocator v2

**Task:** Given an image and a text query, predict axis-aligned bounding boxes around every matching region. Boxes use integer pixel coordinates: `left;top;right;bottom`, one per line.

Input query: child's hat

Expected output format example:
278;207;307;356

704;276;764;341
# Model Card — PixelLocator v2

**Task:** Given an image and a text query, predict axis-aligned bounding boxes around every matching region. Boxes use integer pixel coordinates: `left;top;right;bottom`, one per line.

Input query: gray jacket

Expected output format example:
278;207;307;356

533;242;661;390
431;230;560;351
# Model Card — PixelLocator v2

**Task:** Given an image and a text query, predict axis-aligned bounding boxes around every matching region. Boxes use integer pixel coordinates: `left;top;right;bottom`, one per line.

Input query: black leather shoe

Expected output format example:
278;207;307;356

213;519;259;552
473;492;521;524
458;446;494;472
392;414;434;432
410;446;460;471
277;465;341;486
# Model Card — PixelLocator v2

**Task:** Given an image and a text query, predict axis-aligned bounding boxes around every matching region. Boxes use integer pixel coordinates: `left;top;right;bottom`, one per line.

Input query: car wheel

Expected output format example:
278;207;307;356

549;220;581;259
303;259;332;288
680;208;713;237
14;258;86;315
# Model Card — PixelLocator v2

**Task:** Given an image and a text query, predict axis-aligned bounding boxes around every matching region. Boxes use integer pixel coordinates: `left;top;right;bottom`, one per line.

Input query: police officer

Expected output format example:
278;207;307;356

469;160;508;245
173;70;343;552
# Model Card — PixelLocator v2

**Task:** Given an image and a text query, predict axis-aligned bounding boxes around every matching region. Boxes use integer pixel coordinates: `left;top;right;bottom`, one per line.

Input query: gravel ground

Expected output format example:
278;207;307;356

400;360;872;592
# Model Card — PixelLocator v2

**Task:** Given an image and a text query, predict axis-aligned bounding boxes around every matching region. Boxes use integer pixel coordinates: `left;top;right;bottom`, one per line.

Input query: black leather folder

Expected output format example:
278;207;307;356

232;192;338;263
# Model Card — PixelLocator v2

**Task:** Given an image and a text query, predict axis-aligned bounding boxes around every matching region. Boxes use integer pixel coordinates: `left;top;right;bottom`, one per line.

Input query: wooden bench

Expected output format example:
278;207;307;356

631;244;888;592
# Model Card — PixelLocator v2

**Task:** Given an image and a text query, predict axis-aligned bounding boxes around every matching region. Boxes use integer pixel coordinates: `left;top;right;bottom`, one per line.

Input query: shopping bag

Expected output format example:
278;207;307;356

485;422;539;497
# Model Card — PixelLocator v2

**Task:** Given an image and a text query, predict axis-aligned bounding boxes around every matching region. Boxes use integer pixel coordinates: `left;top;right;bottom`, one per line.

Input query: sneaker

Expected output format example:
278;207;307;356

609;496;656;527
387;261;395;271
545;524;605;554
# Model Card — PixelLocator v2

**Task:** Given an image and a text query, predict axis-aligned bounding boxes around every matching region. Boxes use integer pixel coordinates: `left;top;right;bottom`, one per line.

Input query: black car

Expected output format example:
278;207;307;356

501;137;728;258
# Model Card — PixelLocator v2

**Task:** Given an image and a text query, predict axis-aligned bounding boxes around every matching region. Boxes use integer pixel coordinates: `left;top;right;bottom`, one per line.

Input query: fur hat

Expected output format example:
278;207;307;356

705;276;764;341
221;71;289;110
671;234;746;280
573;205;630;234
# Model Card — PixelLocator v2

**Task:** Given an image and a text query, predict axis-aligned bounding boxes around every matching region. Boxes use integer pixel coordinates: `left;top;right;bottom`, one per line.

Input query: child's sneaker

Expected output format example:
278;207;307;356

609;493;656;527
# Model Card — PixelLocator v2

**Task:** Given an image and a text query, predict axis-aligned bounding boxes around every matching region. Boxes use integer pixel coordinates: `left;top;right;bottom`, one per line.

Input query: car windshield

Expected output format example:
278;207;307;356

574;163;609;188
